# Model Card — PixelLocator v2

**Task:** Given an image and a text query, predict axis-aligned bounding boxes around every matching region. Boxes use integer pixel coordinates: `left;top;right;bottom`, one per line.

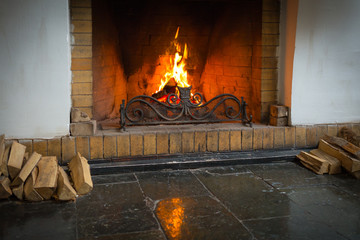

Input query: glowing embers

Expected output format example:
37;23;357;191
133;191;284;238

156;198;185;239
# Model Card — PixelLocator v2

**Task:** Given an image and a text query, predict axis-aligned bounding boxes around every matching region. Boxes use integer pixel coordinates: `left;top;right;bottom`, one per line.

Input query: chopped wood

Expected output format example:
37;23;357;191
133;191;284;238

297;151;329;174
0;135;4;174
0;176;12;199
23;152;29;164
323;135;360;159
68;152;93;195
34;156;58;200
7;141;26;179
55;166;77;201
338;127;360;147
24;167;43;201
269;116;288;126
318;139;360;173
11;152;42;187
0;146;10;177
310;149;342;174
351;171;360;179
12;183;24;200
270;105;289;118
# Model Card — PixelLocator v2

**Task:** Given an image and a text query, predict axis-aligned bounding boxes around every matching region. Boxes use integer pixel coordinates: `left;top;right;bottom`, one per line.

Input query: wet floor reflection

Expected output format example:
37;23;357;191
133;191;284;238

156;198;185;239
155;196;252;240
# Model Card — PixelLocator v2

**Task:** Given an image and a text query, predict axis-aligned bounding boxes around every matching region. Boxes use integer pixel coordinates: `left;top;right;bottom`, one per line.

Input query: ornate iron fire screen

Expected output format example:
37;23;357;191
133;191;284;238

119;86;252;130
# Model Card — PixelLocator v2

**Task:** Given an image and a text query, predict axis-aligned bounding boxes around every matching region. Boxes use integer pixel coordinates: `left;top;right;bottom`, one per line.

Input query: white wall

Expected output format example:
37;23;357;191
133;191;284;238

0;0;71;138
291;0;360;125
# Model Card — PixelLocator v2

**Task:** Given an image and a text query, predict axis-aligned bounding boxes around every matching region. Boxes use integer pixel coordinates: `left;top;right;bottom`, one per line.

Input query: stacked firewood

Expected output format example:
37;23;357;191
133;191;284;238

0;134;93;201
297;127;360;178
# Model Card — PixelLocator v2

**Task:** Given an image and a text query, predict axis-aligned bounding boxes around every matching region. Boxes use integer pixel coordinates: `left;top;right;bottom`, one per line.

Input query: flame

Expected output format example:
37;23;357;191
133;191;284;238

154;27;190;94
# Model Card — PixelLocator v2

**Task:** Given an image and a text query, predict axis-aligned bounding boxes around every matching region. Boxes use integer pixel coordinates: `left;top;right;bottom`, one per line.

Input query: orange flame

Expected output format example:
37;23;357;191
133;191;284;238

154;27;190;94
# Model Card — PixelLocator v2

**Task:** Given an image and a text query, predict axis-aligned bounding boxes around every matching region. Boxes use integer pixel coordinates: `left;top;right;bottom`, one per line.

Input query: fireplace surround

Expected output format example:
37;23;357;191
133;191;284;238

70;0;280;127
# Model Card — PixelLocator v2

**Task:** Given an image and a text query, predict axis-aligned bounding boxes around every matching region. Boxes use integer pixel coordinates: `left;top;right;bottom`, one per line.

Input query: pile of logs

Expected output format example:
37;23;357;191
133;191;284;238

0;134;93;201
297;127;360;178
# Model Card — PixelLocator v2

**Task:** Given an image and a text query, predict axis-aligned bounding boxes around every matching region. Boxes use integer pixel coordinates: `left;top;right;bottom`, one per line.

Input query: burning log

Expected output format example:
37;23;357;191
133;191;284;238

152;78;177;101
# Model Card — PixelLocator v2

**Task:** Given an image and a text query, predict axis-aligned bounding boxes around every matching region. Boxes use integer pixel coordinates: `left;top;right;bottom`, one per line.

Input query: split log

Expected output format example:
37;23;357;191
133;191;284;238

12;183;24;200
0;176;12;199
269;116;288;126
323;135;360;159
297;151;329;174
55;166;77;201
23;152;29;164
318;139;360;173
338;127;360;147
7;141;26;179
0;135;4;175
351;171;360;179
270;105;289;118
68;152;93;195
11;152;42;187
0;146;10;177
310;149;342;174
34;156;58;200
24;167;43;201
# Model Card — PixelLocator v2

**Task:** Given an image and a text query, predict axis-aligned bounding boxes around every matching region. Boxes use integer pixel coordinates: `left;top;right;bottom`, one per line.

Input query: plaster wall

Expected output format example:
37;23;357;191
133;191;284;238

0;0;71;138
291;0;360;124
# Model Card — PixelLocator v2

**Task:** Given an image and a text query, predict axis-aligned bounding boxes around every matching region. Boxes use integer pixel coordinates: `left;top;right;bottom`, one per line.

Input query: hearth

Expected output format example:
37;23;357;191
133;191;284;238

92;0;265;125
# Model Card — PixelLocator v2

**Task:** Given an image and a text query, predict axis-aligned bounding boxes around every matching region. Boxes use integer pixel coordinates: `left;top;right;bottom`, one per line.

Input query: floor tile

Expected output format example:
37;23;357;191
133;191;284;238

78;230;166;240
194;165;251;175
244;208;348;240
155;196;252;240
286;185;360;240
0;200;76;240
76;182;159;239
247;162;330;189
92;173;136;185
136;170;209;200
195;170;293;220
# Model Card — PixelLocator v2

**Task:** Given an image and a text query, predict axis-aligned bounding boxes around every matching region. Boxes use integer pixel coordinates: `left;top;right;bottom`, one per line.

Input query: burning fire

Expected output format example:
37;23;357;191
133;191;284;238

154;27;191;95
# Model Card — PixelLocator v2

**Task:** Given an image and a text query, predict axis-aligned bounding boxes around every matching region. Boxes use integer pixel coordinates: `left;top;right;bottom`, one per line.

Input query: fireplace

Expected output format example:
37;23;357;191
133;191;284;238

91;0;270;126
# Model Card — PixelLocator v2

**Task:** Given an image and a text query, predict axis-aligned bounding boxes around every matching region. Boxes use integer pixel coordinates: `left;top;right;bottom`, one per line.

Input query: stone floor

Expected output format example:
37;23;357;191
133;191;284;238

1;161;360;240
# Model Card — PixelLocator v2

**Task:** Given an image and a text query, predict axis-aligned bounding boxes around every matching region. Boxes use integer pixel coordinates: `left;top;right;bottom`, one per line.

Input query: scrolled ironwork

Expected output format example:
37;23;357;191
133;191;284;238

120;85;252;130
